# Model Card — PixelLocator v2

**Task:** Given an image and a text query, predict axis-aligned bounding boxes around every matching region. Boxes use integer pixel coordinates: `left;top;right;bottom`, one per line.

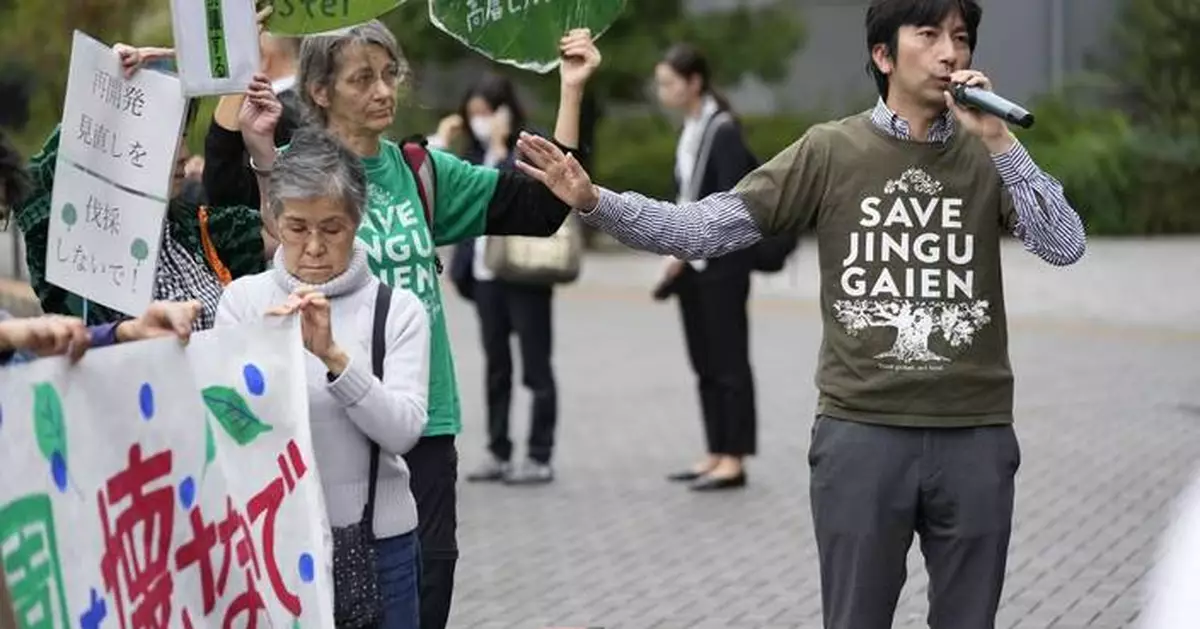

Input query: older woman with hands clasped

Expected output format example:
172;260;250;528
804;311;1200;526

215;126;430;629
238;21;602;627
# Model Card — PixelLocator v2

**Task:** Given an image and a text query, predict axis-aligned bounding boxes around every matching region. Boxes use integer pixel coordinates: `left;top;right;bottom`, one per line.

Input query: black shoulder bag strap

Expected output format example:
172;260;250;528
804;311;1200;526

362;282;393;537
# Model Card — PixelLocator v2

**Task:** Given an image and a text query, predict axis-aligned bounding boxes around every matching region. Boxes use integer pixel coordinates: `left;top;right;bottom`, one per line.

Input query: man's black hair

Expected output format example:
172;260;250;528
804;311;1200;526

0;130;33;224
865;0;982;99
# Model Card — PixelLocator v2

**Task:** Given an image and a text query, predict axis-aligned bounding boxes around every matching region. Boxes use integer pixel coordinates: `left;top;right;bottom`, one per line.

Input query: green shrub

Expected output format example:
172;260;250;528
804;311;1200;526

1019;94;1200;235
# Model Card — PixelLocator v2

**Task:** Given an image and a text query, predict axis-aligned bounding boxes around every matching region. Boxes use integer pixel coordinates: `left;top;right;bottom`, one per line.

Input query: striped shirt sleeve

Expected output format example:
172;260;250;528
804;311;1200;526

577;189;764;261
992;141;1087;266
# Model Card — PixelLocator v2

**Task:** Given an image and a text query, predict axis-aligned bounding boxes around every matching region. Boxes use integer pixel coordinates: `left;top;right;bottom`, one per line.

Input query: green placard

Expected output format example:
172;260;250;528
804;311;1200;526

266;0;403;35
430;0;625;73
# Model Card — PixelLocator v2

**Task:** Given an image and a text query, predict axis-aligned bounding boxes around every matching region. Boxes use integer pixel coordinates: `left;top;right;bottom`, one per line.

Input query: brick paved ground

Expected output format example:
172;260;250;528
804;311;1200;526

442;238;1200;629
2;236;1197;629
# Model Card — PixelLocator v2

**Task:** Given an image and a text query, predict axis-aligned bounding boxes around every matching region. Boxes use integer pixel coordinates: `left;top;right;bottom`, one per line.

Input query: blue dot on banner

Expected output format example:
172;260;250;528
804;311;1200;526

79;587;108;629
243;363;266;396
178;476;196;510
50;451;67;492
298;553;314;583
138;383;154;421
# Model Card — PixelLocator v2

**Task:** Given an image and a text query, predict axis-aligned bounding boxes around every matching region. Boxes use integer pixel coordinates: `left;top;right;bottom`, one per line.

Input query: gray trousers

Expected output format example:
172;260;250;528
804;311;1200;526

808;415;1021;629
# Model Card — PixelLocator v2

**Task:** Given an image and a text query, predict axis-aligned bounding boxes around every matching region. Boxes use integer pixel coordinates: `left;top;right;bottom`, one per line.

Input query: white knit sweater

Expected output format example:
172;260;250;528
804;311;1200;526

216;242;430;538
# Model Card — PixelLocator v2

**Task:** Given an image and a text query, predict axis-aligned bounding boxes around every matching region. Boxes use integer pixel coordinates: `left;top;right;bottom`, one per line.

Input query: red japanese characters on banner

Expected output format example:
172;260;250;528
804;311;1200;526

97;445;176;629
96;439;314;628
0;319;332;628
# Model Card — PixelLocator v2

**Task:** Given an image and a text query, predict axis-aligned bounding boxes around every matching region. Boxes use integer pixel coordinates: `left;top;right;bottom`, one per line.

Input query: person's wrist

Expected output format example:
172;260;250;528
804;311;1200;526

981;128;1015;154
321;346;349;375
559;81;585;99
580;184;601;212
249;151;275;175
115;319;139;343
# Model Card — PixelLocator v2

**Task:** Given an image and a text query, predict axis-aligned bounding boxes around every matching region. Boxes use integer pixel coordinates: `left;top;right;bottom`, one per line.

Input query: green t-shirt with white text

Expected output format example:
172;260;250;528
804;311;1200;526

357;140;499;436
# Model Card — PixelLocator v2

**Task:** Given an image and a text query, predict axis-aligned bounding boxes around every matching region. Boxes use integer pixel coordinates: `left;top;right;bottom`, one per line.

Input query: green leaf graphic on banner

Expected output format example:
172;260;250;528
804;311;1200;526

267;0;402;35
32;383;66;463
430;0;625;73
205;418;217;464
202;385;273;446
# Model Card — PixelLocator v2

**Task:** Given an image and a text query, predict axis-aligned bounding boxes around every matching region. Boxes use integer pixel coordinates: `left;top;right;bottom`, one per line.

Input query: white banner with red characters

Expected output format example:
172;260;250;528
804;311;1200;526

0;319;335;628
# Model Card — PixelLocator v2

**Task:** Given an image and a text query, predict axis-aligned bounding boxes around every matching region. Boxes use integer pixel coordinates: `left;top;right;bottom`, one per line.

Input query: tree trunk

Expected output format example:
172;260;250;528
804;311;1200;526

875;312;947;363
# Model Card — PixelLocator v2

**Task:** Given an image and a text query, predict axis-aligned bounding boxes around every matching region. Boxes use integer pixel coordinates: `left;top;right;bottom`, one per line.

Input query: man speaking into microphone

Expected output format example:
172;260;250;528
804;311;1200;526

512;0;1086;627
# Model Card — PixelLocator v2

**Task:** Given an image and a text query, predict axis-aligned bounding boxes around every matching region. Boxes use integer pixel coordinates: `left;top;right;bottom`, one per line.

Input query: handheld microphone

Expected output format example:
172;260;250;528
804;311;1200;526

951;84;1035;129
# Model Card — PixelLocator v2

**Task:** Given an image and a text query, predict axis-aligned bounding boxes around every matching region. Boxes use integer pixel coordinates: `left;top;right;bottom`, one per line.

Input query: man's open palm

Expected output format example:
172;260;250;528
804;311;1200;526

514;132;599;210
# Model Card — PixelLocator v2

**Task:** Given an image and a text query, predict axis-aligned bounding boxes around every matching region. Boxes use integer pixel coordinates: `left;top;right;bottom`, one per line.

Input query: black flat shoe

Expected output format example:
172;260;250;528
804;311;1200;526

690;473;747;492
667;469;707;482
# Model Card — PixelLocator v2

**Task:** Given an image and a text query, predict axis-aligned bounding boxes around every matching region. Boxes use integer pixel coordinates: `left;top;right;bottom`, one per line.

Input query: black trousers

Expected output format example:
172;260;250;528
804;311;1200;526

676;267;757;456
401;435;459;629
808;415;1021;629
474;280;557;464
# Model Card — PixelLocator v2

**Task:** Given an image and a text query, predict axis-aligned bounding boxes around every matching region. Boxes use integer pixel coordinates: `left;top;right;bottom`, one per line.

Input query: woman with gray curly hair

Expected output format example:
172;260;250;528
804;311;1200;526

237;20;602;627
217;125;431;629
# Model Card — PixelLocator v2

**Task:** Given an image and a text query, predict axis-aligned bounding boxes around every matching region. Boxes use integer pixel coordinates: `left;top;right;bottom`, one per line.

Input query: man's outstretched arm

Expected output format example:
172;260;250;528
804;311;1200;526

578;190;763;260
514;130;829;260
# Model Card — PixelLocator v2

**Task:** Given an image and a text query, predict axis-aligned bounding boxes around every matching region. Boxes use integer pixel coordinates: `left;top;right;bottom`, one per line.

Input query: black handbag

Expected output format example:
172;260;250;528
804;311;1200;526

331;283;393;628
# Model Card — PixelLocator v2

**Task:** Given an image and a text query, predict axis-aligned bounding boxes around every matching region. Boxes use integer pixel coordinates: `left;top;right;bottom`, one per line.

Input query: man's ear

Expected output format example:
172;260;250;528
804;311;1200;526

870;43;894;76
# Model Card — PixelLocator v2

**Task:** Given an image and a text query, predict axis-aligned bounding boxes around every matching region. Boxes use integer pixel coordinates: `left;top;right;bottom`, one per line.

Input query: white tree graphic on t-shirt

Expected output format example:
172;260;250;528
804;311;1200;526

832;299;991;363
883;167;944;196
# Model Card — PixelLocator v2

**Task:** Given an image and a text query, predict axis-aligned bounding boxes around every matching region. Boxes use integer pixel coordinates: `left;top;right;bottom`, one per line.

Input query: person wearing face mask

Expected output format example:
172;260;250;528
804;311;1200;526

13;45;267;331
432;73;561;487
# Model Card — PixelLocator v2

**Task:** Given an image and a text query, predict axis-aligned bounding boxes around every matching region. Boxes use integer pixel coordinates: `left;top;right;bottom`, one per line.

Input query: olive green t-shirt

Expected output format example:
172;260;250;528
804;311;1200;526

736;112;1019;427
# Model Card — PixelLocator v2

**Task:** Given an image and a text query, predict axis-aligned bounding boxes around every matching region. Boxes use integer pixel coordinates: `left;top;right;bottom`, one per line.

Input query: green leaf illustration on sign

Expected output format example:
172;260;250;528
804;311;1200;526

32;383;66;463
202;385;272;446
200;416;218;483
267;0;403;35
204;416;217;469
205;418;217;463
430;0;625;73
61;203;77;228
130;238;149;262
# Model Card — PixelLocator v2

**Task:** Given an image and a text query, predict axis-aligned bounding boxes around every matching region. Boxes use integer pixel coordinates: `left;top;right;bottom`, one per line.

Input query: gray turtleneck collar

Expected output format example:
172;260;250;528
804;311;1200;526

270;241;373;298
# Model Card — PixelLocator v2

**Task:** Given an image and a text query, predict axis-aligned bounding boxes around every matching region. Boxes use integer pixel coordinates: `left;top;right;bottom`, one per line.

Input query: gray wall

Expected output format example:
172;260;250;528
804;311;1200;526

693;0;1122;115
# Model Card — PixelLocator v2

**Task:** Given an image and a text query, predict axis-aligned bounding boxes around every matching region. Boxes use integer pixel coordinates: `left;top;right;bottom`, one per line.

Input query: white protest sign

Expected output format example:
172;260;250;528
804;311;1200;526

0;320;336;629
47;31;187;316
170;0;261;96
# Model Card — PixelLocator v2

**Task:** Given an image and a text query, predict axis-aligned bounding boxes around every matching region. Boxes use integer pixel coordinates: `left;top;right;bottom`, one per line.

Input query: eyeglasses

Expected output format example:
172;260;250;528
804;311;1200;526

278;221;354;245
